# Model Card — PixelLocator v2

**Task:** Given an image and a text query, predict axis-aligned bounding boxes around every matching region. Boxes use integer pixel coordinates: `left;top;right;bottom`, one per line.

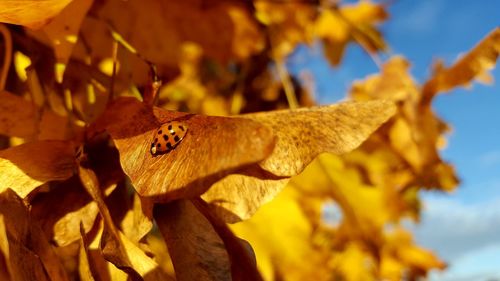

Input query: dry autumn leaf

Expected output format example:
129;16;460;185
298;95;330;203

92;97;275;200
77;161;172;280
0;0;73;29
0;189;69;281
34;0;93;82
202;100;396;222
315;1;388;65
0;140;77;198
155;200;232;281
422;27;500;103
247;100;396;176
0;90;81;140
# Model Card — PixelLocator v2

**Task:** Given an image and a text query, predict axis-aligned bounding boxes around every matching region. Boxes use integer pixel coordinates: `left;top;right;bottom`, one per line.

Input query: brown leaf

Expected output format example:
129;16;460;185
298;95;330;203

77;161;171;280
0;189;70;281
118;192;153;243
203;100;395;222
0;91;80;140
0;91;37;138
78;0;262;85
103;180;153;243
201;165;290;223
422;27;500;103
192;198;262;281
30;176;116;247
0;0;72;29
94;97;275;200
245;100;396;176
0;140;77;198
40;0;93;82
78;223;96;281
155;200;232;281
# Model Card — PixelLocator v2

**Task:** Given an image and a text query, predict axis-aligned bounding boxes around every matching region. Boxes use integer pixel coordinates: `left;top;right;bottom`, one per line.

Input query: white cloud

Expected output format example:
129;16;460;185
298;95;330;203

409;195;500;280
430;243;500;281
479;150;500;168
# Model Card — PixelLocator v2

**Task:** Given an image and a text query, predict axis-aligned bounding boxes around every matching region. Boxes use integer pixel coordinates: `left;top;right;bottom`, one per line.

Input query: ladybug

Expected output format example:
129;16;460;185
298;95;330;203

150;121;188;155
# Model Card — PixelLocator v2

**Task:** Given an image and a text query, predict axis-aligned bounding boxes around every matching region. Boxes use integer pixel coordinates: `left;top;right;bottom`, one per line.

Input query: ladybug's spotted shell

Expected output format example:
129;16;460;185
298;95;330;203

150;121;188;155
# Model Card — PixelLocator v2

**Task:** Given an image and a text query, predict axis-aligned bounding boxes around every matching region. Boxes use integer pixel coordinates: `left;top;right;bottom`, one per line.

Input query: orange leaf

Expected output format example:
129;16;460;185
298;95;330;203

422;27;500;103
0;140;77;198
0;0;72;29
204;100;395;222
0;189;70;281
246;100;396;176
40;0;93;82
77;160;172;280
155;200;231;281
94;97;275;200
0;90;80;140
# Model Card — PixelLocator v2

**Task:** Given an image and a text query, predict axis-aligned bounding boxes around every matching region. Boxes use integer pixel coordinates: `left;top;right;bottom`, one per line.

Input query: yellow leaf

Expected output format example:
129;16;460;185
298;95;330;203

422;27;500;102
232;186;329;281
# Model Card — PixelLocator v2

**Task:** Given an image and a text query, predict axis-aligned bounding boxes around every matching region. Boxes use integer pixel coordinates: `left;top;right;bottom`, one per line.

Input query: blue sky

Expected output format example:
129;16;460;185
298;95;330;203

288;1;500;280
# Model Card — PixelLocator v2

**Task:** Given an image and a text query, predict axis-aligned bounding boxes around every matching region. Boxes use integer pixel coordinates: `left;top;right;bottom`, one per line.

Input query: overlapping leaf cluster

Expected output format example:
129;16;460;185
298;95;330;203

0;0;498;280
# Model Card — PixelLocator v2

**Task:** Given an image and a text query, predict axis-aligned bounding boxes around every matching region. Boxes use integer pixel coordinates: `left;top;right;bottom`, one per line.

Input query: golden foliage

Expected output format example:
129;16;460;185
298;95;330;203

0;1;498;280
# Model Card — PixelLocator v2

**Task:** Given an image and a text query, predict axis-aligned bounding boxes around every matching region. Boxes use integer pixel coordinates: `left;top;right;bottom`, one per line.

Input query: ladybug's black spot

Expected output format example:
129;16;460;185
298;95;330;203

179;125;185;131
158;130;162;135
157;143;161;148
163;134;168;141
174;135;180;142
168;125;172;130
171;131;176;136
166;143;173;150
151;143;155;147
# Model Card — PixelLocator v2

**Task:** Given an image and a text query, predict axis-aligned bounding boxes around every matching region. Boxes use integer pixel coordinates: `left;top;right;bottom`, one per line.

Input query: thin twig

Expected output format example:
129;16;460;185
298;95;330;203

108;40;119;105
0;24;12;90
269;28;299;109
275;59;299;109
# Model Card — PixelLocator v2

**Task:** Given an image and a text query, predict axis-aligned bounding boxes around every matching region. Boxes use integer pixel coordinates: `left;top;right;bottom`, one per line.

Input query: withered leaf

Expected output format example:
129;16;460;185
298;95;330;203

39;0;93;82
0;0;72;29
315;2;388;65
155;200;232;281
0;189;69;281
31;176;117;247
78;163;171;280
202;165;290;223
0;91;78;140
104;181;153;243
32;180;98;247
0;91;37;138
192;198;262;281
0;140;77;198
203;100;395;222
422;27;500;103
77;0;262;85
78;223;96;281
245;100;396;176
94;97;275;200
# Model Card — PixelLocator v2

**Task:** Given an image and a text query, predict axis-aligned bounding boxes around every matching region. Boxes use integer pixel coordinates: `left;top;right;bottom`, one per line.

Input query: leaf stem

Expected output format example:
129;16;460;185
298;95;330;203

0;24;12;91
275;58;299;109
